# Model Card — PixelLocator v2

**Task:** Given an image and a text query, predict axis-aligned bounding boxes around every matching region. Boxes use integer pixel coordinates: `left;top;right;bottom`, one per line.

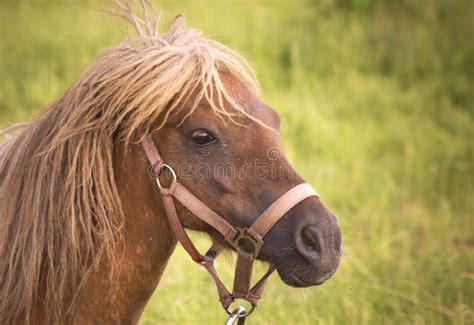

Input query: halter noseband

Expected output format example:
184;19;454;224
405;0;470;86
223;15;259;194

141;133;318;322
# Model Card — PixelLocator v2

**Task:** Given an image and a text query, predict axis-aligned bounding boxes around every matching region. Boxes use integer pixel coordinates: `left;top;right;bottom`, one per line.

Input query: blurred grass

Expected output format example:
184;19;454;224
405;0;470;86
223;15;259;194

0;0;473;324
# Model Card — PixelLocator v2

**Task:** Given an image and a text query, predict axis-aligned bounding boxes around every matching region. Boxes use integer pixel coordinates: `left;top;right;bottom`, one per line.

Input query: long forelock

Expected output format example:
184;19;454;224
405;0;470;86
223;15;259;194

84;6;262;143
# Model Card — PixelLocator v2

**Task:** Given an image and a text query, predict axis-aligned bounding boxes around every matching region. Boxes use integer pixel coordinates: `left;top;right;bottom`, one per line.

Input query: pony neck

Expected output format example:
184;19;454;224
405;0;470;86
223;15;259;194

73;140;177;323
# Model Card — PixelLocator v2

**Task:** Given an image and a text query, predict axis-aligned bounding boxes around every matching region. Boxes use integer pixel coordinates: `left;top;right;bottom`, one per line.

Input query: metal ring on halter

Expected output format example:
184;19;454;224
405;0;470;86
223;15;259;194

225;306;249;325
155;164;177;189
225;302;255;317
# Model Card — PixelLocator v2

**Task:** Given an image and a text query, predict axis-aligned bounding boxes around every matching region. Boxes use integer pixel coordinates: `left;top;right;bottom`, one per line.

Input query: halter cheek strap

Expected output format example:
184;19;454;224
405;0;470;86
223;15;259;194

140;134;319;319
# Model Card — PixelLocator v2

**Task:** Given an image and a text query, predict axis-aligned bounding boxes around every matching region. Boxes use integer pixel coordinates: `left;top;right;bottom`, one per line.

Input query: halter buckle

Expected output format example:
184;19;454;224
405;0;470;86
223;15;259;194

230;228;263;257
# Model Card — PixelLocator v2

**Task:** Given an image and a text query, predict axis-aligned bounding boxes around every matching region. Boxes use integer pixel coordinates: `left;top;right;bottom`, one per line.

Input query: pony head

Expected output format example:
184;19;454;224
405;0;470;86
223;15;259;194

0;2;341;323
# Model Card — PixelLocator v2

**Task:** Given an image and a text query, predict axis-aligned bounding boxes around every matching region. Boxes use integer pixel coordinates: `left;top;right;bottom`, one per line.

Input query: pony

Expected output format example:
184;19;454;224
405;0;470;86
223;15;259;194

0;2;342;323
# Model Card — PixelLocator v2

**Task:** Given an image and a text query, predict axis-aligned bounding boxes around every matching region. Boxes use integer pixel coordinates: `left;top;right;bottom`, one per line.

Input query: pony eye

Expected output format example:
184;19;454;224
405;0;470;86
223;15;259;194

190;129;216;146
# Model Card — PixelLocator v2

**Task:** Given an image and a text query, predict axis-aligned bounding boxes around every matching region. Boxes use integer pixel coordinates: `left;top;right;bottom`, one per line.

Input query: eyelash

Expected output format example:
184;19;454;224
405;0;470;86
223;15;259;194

190;129;217;146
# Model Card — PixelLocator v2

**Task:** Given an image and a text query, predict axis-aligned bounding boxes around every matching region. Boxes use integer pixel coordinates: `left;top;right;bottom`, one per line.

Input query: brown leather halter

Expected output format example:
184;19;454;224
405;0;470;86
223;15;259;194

141;133;318;322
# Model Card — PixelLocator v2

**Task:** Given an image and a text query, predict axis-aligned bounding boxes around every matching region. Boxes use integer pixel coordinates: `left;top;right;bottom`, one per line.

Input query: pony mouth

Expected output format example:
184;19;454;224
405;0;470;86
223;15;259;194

282;274;323;288
279;269;335;288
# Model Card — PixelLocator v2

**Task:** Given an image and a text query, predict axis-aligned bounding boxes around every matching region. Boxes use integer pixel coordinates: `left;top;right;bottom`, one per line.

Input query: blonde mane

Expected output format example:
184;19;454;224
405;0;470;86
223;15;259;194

0;1;259;323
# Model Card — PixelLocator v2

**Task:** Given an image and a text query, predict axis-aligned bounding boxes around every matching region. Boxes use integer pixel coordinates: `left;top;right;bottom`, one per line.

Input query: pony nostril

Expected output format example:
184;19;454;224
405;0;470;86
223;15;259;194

301;225;322;256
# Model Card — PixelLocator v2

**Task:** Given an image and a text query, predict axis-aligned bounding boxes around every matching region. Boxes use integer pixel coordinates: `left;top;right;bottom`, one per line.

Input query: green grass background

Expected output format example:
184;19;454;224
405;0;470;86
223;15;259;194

0;0;473;323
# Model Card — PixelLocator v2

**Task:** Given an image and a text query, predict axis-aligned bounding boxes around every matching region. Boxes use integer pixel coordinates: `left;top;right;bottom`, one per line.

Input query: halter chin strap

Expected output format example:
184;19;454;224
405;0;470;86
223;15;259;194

140;134;319;318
